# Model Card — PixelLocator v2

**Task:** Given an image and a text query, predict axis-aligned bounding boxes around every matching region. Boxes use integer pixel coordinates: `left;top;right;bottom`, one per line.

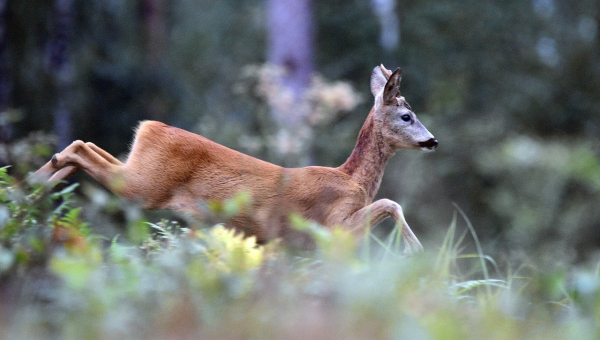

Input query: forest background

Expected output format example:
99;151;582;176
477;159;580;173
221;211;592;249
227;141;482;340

1;0;600;263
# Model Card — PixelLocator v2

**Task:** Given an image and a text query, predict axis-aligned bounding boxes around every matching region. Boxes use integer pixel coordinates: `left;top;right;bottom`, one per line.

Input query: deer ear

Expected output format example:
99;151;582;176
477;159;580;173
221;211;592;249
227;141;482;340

382;68;402;105
370;65;389;97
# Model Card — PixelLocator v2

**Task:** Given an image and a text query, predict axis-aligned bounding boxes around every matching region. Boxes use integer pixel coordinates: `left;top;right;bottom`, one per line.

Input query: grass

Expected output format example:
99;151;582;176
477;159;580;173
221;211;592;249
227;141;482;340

0;168;599;339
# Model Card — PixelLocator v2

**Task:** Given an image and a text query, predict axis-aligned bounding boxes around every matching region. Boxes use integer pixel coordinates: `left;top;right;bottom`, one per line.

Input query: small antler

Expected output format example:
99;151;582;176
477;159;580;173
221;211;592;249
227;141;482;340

379;64;393;79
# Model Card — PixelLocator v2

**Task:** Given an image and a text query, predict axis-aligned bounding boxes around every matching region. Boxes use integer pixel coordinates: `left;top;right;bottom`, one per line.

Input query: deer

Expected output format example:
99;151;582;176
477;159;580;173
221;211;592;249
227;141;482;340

32;64;437;254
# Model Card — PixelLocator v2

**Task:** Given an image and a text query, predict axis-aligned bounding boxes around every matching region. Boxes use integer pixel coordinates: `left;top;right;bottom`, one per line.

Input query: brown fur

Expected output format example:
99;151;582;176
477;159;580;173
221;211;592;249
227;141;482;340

33;65;436;254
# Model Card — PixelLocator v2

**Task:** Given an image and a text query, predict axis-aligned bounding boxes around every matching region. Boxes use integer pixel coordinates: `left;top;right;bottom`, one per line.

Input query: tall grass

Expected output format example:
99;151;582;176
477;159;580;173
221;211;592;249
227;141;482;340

0;170;599;339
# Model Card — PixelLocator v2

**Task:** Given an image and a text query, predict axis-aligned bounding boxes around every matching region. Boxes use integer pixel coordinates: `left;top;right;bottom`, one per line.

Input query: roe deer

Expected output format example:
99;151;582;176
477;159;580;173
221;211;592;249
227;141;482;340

33;64;437;254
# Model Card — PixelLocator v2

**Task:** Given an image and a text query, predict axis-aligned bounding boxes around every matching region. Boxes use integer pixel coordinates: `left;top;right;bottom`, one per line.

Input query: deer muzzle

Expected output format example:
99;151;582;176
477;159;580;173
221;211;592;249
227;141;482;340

419;138;438;150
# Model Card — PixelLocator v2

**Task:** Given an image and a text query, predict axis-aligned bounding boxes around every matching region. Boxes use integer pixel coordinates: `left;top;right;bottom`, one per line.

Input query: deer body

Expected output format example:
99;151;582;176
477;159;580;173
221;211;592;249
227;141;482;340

34;65;437;254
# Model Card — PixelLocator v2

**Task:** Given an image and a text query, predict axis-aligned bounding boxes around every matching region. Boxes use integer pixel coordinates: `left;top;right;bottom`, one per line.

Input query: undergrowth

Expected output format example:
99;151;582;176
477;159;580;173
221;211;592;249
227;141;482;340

0;167;599;339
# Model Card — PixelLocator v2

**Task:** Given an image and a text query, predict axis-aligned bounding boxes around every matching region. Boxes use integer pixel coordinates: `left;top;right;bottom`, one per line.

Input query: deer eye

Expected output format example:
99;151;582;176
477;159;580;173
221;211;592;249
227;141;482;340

401;114;411;122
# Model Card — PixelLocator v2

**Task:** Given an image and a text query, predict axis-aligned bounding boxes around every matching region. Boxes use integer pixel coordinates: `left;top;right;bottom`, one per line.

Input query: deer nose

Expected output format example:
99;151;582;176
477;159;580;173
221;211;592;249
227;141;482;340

419;138;438;149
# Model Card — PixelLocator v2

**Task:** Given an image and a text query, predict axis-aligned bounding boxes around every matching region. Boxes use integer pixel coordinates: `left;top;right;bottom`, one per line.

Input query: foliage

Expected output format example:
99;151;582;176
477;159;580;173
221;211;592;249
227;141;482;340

2;0;600;336
0;171;598;339
4;0;600;258
0;166;86;267
384;0;600;258
233;63;364;165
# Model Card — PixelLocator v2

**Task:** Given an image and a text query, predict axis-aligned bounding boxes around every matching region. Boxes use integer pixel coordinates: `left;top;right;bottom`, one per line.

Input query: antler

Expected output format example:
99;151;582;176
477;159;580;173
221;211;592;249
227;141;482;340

379;64;393;79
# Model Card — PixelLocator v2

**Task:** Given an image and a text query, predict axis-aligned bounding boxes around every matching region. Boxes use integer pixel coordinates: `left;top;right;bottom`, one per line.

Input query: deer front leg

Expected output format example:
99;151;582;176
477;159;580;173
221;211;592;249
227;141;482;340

343;199;424;255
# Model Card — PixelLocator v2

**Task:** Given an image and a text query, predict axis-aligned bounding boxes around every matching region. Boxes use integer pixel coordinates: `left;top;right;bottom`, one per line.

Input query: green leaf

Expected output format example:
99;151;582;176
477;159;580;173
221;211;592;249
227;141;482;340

128;219;150;245
51;183;80;199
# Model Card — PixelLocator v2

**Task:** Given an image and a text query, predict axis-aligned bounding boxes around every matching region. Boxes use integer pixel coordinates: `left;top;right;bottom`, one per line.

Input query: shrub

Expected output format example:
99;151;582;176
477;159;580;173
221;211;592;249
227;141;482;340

0;169;599;339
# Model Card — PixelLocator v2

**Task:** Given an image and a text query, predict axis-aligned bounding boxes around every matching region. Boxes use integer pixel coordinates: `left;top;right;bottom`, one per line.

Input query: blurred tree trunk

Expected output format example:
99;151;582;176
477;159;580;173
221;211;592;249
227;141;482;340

47;0;74;150
0;0;12;147
370;0;400;62
266;0;314;166
141;0;168;122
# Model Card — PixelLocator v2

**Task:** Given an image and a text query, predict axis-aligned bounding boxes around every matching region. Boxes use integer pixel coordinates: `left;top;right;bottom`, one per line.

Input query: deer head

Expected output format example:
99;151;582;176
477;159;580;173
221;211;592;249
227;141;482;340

370;64;438;151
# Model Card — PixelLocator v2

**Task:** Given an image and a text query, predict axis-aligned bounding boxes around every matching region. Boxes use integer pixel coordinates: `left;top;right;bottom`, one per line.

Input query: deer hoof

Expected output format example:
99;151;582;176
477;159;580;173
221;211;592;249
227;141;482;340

51;154;58;166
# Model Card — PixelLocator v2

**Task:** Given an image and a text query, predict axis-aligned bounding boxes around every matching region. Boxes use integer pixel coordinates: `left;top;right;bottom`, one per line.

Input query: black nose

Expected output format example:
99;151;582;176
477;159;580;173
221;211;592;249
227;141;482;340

419;138;438;149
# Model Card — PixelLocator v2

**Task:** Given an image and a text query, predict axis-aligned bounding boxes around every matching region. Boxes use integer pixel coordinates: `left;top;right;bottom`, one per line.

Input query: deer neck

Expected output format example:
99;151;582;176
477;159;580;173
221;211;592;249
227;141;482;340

338;108;395;202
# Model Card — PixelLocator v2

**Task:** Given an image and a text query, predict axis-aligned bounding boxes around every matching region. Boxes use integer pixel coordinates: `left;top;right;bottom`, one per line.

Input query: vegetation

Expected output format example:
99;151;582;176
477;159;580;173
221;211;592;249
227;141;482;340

3;0;599;261
1;0;600;337
0;168;599;339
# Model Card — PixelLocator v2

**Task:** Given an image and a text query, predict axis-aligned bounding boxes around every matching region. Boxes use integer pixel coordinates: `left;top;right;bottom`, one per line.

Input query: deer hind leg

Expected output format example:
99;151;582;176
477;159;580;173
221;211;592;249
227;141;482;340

33;141;124;192
45;142;124;182
343;198;424;255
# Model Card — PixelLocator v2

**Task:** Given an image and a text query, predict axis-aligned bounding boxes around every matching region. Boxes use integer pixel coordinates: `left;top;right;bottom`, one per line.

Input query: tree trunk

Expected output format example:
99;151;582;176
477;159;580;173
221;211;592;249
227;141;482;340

141;0;168;122
0;0;12;146
266;0;315;166
47;0;75;150
371;0;400;67
370;0;400;52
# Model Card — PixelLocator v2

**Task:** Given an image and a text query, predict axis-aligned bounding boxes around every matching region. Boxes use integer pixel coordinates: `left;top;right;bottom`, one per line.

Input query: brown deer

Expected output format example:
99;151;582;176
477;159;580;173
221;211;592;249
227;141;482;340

33;65;437;254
